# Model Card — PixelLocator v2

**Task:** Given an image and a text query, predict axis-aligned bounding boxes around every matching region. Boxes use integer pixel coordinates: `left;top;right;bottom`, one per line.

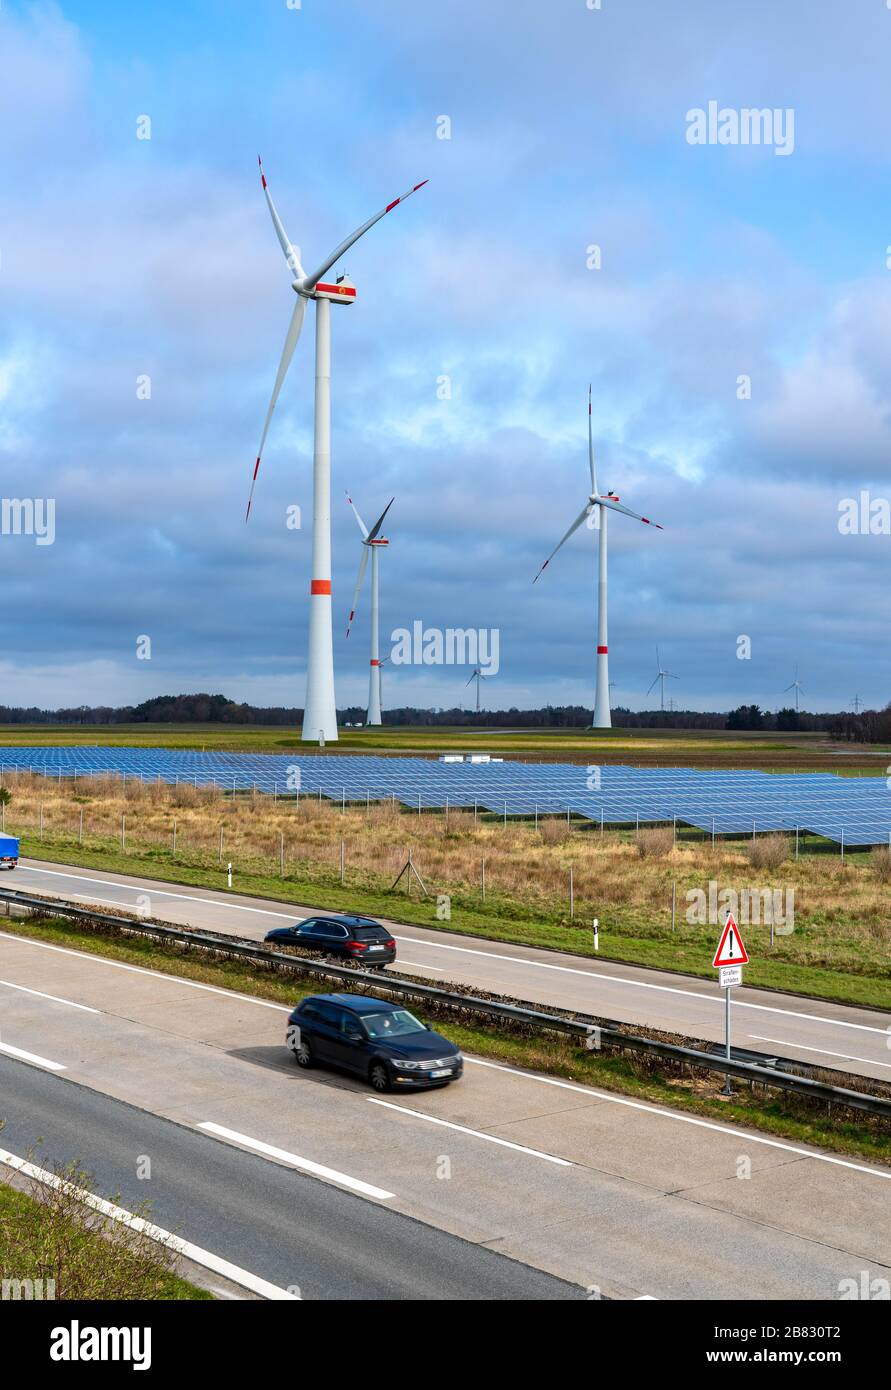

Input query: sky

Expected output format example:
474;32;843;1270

1;0;890;716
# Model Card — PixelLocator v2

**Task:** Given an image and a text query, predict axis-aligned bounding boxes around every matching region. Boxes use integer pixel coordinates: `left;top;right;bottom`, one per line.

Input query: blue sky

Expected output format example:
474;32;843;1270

2;0;890;714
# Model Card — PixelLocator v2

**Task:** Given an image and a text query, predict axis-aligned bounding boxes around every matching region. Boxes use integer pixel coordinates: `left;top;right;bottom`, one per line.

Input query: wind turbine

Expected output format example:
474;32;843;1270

244;159;427;742
647;647;678;711
533;387;662;728
345;492;394;726
465;668;487;714
784;665;804;712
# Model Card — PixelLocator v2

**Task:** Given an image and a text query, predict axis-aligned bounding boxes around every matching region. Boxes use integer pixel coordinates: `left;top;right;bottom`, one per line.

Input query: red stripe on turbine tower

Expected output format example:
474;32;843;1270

597;645;608;654
370;659;381;666
310;579;332;595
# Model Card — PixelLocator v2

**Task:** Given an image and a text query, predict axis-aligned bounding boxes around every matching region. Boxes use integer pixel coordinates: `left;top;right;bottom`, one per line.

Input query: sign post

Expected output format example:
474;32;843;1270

712;912;748;1095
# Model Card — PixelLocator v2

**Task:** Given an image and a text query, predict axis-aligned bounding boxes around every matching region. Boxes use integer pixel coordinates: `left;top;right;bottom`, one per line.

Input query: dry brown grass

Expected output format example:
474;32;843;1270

636;827;674;859
538;817;572;845
747;833;790;870
442;809;476;838
870;845;891;883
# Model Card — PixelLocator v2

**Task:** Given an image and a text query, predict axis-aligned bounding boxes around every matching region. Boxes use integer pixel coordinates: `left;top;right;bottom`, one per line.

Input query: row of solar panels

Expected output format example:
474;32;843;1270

1;747;890;845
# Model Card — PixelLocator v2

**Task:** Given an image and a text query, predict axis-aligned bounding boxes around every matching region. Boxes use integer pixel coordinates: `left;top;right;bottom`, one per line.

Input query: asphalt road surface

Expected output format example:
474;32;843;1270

1;926;889;1300
0;1059;577;1301
9;859;891;1082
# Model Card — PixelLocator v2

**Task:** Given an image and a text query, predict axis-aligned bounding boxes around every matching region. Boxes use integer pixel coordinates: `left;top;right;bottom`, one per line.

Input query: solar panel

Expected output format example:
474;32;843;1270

0;747;888;845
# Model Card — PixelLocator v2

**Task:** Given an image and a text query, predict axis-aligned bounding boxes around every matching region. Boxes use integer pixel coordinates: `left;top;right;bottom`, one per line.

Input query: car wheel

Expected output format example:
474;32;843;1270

369;1061;391;1093
295;1039;314;1069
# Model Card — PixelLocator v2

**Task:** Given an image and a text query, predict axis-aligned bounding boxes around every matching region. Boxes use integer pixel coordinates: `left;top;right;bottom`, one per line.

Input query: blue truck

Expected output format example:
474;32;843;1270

0;834;19;869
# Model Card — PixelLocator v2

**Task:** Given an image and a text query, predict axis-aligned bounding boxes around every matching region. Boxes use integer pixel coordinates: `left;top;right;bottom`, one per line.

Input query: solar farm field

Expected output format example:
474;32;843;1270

0;722;887;771
1;746;889;844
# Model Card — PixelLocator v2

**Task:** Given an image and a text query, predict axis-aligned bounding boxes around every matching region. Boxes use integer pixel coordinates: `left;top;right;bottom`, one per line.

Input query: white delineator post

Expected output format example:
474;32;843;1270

368;542;382;725
302;296;338;742
592;506;611;728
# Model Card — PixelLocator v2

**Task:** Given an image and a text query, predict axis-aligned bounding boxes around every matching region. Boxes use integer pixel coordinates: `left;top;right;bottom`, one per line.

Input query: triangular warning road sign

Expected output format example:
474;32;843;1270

712;913;749;967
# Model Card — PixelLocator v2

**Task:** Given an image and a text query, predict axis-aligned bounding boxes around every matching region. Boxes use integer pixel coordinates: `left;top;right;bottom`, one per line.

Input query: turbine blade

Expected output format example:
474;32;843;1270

345;491;369;539
345;545;370;637
598;496;663;528
302;180;428;291
366;497;394;542
245;296;307;521
587;385;598;495
532;503;592;583
258;158;305;279
647;676;660;694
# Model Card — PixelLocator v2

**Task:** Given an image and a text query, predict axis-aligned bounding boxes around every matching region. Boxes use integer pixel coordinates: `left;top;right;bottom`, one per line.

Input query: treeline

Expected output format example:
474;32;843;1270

0;694;300;727
0;693;888;741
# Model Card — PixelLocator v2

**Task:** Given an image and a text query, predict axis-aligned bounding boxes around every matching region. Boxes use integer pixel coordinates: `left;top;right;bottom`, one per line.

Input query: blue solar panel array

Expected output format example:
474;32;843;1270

1;746;889;847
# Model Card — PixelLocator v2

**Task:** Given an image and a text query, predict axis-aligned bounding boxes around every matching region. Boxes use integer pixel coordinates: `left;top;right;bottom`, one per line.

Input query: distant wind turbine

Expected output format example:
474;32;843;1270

465;668;488;714
647;647;678;711
784;666;804;712
533;387;662;728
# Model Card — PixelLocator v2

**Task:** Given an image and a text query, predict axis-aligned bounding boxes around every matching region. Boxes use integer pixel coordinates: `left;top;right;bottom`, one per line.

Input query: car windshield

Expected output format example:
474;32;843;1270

359;1009;425;1039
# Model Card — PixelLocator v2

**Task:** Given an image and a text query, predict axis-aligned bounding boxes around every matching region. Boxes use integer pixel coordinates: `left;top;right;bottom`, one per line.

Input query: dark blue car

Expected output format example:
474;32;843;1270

265;915;396;966
286;993;463;1092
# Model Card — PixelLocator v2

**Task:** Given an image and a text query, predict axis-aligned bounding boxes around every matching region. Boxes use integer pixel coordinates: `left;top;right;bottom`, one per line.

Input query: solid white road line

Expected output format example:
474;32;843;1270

0;979;100;1012
0;1041;66;1071
197;1121;395;1201
748;1034;891;1071
367;1097;574;1165
0;1146;299;1300
18;863;889;1036
5;924;890;1186
0;930;289;1010
463;1057;891;1182
16;865;298;920
392;934;891;1035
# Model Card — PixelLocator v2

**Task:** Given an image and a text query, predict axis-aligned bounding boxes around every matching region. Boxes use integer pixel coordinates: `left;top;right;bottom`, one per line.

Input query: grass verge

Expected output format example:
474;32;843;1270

16;833;891;1011
4;912;889;1168
0;1171;212;1301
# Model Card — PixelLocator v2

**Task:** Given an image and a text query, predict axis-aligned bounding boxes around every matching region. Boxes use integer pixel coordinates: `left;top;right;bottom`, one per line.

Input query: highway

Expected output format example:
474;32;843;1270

0;1061;574;1301
10;858;891;1082
1;925;890;1300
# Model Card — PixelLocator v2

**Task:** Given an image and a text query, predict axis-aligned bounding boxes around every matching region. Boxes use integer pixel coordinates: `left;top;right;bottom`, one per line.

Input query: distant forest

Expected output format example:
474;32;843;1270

0;692;889;742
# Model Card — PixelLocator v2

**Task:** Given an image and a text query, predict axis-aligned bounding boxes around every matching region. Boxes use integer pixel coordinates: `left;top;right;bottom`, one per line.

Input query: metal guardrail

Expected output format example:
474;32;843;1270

2;886;890;1120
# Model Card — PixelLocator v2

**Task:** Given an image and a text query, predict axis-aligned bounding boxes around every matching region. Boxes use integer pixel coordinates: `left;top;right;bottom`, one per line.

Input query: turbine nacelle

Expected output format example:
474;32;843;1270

293;274;357;303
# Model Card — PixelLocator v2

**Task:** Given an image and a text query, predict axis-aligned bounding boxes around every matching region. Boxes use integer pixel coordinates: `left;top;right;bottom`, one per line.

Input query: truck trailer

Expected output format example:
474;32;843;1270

0;834;19;869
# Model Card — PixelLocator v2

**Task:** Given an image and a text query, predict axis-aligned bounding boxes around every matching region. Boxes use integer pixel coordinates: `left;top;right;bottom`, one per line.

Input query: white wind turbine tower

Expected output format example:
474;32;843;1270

533;387;662;728
345;492;394;726
785;665;804;711
647;647;678;711
244;159;427;742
